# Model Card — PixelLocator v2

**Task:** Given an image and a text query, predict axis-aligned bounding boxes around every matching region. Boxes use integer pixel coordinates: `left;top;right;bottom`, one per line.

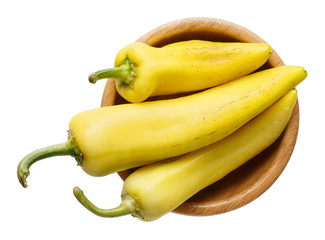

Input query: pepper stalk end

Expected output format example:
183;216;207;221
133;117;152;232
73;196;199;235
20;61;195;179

88;74;98;84
17;165;29;188
88;58;136;86
73;186;134;218
17;133;82;188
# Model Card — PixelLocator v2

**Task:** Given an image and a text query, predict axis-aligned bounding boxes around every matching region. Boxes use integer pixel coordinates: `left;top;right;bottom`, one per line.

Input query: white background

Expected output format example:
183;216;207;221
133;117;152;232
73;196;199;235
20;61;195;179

1;0;324;239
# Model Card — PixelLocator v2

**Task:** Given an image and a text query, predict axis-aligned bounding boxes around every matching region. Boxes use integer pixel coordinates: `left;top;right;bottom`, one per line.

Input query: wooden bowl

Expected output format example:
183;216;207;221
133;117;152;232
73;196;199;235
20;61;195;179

101;17;299;216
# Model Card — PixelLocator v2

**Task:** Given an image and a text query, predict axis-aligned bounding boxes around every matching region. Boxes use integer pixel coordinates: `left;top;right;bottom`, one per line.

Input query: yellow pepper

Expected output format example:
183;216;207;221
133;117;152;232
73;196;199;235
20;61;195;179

88;40;272;102
73;89;298;221
17;66;306;188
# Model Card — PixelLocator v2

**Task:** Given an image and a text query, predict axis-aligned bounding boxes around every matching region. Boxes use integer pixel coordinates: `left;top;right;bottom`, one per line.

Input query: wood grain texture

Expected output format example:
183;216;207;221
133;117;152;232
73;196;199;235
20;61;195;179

101;17;299;216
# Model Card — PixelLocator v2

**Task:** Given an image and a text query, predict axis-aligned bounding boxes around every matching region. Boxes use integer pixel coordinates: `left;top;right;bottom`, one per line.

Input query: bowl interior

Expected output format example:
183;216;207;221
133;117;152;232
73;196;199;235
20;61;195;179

101;17;299;216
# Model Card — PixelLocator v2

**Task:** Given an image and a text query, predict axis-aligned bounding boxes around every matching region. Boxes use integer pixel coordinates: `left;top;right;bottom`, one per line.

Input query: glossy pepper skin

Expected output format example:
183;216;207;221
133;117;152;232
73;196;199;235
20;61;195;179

73;89;298;221
88;40;272;102
17;66;306;188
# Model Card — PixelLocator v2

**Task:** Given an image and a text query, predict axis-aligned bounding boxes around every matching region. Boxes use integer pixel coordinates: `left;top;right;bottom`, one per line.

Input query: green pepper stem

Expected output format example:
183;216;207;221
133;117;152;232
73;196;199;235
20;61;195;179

88;64;130;83
73;187;131;218
88;58;136;87
17;132;82;188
